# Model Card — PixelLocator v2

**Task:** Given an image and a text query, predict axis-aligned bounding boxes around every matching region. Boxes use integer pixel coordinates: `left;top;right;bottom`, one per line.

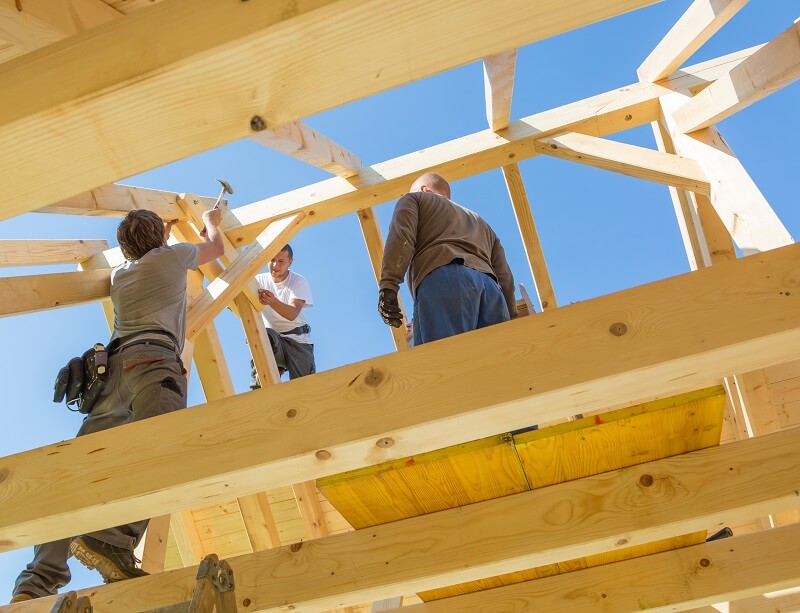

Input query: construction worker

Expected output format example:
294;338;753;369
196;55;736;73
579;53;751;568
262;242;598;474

10;208;224;603
378;172;516;345
249;244;315;385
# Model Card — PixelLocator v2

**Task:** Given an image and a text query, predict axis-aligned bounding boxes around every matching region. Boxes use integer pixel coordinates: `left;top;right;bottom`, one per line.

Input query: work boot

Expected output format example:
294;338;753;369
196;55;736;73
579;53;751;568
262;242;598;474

9;592;36;603
69;536;149;583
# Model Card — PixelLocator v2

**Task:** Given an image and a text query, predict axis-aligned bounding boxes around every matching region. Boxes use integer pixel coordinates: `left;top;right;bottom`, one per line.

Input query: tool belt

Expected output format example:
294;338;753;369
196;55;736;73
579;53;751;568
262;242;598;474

53;330;180;414
53;343;109;414
282;323;310;337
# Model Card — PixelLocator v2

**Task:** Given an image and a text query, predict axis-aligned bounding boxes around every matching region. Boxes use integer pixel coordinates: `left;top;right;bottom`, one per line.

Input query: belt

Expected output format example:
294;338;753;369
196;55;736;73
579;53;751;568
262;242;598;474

108;330;180;356
282;323;310;336
114;338;178;355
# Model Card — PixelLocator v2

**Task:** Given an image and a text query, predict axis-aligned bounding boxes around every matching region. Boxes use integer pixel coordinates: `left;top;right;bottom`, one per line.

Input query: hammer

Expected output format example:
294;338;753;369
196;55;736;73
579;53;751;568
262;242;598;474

199;179;234;237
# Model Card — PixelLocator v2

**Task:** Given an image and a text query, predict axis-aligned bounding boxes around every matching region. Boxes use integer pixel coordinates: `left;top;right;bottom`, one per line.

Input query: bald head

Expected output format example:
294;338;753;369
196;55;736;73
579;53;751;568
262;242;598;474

410;172;451;200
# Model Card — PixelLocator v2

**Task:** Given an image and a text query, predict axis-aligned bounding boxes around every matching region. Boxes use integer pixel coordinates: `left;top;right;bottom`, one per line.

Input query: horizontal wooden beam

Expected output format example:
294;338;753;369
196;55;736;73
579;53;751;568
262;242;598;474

0;0;120;52
0;239;108;267
222;46;758;245
36;183;206;220
396;523;800;613
673;20;800;133
535;131;711;194
0;269;110;317
251;120;362;178
0;0;662;222
2;242;800;549
11;428;800;612
637;0;749;82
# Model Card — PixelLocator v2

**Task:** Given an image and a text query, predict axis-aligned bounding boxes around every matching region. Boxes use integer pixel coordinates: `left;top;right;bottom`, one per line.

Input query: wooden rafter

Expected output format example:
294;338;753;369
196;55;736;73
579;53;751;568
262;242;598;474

0;0;120;53
637;0;749;83
0;239;108;267
534;131;711;194
11;428;800;612
397;524;800;612
3;242;800;549
0;269;110;317
0;0;663;222
673;20;800;133
252;121;362;178
483;49;517;131
659;91;793;254
222;45;757;246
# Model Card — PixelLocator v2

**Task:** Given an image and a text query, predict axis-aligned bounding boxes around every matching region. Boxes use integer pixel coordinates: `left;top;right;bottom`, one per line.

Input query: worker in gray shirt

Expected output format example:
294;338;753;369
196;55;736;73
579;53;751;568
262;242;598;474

10;208;224;604
378;172;516;345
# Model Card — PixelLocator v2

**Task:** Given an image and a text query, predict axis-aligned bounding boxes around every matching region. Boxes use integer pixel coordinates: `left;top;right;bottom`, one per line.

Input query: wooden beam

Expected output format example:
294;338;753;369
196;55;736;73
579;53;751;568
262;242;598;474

170;510;204;567
0;268;109;317
501;164;557;310
535;131;711;194
674;20;800;132
37;183;197;221
237;492;281;551
0;239;108;267
483;49;517;131
357;208;409;350
660;91;793;254
138;514;170;574
251;121;362;178
637;0;749;82
3;243;800;549
0;0;663;222
234;293;282;387
0;0;121;52
15;429;800;612
292;481;328;541
185;213;306;340
395;524;800;613
223;47;752;245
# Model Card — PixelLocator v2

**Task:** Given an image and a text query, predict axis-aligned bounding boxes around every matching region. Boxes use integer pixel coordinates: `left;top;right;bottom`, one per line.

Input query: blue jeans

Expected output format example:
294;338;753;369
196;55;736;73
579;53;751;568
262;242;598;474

412;262;509;345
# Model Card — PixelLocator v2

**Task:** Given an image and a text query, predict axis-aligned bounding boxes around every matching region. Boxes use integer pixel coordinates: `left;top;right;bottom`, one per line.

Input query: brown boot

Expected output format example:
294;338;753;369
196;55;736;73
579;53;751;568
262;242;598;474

70;536;149;584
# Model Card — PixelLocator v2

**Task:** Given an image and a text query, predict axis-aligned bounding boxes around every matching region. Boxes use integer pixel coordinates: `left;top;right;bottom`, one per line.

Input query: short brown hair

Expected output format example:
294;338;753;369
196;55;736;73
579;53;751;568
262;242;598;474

117;210;165;261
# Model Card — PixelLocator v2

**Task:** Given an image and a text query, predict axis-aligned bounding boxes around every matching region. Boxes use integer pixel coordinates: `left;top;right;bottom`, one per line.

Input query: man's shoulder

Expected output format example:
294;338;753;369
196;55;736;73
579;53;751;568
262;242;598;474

288;270;311;287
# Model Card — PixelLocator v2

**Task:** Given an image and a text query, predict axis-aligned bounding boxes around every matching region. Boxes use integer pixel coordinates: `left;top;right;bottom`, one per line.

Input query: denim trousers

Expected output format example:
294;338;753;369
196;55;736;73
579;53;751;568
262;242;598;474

412;262;509;346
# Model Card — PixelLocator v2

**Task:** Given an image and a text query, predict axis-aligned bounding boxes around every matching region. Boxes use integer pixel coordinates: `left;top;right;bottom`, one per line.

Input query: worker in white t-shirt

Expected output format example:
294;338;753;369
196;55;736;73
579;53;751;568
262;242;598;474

251;244;316;385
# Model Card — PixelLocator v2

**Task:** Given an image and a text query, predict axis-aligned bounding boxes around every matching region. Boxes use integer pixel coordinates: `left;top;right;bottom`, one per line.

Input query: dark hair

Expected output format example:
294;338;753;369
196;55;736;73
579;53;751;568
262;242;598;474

281;244;293;260
117;210;165;261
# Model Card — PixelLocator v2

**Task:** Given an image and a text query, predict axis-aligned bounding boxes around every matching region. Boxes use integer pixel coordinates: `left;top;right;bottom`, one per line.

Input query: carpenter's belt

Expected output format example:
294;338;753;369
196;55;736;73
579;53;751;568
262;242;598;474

108;330;180;356
282;324;310;337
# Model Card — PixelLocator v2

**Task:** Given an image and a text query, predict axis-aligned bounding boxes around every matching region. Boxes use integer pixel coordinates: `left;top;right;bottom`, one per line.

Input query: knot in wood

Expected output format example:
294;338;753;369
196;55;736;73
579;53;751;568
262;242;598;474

625;114;633;121
699;558;711;567
609;322;628;336
0;467;9;484
315;449;331;461
639;473;653;487
285;408;297;419
242;598;252;607
376;437;394;449
615;538;628;547
290;543;303;553
364;368;385;387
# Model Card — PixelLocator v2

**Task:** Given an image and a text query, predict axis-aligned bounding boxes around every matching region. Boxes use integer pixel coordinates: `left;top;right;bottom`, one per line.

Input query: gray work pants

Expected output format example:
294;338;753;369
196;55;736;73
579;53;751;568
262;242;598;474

250;329;315;386
14;341;186;598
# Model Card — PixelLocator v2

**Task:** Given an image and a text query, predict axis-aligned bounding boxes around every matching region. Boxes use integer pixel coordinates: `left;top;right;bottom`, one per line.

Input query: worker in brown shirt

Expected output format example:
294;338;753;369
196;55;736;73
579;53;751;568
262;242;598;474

378;172;516;345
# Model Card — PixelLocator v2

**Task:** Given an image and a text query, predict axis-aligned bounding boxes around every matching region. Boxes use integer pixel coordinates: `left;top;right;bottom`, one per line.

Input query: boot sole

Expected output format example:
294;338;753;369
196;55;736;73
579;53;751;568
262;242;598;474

69;538;135;583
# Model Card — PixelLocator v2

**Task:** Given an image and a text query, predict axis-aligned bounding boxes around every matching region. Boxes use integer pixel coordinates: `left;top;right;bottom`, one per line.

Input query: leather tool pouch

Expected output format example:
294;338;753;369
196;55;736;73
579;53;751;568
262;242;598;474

53;343;109;414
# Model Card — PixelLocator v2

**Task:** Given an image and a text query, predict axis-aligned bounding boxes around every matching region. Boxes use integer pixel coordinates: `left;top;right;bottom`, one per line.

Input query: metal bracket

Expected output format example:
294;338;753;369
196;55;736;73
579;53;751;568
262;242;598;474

50;591;92;613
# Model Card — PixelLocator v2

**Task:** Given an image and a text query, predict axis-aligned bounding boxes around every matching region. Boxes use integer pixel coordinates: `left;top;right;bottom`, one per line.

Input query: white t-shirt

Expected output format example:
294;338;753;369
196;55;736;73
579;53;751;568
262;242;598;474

254;270;314;344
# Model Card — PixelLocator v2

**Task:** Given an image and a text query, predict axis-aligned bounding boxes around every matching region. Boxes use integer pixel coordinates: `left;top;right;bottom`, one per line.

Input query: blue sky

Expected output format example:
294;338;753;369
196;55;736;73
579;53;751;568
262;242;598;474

1;0;798;600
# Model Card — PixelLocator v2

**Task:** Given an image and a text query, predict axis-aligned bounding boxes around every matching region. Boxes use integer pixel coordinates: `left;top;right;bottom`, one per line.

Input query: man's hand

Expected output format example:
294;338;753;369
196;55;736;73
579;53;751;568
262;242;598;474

258;289;275;306
378;288;403;328
202;207;222;229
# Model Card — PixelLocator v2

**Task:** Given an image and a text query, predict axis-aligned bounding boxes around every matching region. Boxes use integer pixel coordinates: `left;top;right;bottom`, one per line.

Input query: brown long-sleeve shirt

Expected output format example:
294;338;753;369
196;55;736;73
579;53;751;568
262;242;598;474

380;191;517;319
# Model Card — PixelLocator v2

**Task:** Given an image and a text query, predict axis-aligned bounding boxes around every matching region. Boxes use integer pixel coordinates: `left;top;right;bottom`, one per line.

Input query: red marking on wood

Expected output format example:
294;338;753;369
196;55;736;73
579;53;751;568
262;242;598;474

405;458;416;466
594;415;603;425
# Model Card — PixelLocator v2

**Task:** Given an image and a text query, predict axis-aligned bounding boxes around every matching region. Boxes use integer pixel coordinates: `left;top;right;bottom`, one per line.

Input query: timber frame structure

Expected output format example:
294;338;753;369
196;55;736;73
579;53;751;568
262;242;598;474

1;1;799;611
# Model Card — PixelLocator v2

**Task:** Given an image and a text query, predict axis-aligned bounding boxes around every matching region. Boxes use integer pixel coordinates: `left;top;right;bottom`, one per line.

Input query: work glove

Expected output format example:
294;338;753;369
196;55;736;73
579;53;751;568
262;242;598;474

378;288;403;328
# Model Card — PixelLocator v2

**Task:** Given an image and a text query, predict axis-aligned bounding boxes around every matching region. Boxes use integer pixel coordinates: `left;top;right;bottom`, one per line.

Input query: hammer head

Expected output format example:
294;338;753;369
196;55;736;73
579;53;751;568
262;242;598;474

216;179;234;195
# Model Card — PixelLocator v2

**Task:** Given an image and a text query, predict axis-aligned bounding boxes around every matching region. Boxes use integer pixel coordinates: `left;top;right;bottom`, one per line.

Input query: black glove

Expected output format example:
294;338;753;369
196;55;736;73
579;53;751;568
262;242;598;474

378;288;403;328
